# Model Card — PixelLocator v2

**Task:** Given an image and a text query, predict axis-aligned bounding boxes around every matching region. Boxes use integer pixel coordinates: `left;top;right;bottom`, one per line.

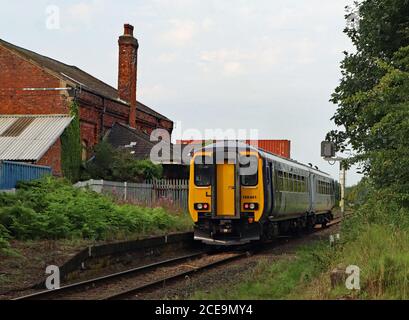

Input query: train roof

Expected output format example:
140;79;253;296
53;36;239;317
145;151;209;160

198;141;333;179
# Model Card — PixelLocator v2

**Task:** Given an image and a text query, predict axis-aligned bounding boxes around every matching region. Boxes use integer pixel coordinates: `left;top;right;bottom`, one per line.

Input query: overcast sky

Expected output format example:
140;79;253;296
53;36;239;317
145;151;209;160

0;0;362;185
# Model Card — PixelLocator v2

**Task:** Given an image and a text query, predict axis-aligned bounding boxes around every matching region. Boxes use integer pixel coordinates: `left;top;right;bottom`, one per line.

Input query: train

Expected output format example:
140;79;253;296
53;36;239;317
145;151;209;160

188;141;337;245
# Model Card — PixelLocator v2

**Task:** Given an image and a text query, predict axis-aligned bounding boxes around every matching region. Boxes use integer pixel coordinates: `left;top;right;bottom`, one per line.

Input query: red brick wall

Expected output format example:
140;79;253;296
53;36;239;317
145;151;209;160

37;138;62;176
0;43;174;175
0;45;69;115
77;90;173;147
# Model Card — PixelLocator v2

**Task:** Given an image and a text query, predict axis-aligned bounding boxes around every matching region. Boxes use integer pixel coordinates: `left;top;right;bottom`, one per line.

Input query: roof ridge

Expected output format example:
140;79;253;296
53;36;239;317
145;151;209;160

0;38;171;122
0;38;78;70
115;122;155;145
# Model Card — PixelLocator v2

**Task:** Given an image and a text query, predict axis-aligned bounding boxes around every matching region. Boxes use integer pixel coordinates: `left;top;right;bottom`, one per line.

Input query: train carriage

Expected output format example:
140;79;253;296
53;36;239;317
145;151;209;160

188;141;336;245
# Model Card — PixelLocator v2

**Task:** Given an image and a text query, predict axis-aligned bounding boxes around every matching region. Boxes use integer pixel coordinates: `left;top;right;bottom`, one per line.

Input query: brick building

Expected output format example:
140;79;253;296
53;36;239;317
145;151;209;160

0;24;173;175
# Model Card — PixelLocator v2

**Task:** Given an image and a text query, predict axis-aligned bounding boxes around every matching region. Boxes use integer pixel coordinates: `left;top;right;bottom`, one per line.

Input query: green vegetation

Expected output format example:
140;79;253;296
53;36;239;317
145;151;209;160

193;243;333;300
320;0;409;299
61;101;82;182
194;186;409;300
327;0;409;196
82;140;163;182
0;177;192;255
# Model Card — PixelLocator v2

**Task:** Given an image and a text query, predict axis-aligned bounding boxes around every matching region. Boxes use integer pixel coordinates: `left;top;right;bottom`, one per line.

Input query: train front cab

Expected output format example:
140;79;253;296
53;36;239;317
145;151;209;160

188;149;265;245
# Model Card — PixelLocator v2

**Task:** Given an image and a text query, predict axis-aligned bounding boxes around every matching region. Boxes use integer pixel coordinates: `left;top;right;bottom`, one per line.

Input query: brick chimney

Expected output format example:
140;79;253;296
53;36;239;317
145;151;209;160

118;23;138;128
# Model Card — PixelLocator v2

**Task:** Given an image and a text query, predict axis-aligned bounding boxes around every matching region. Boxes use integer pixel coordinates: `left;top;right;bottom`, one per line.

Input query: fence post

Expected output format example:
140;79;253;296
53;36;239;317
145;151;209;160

124;181;127;201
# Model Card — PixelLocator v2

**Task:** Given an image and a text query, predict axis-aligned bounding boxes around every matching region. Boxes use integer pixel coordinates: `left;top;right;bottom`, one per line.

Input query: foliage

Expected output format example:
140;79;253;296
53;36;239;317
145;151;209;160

325;0;409;208
0;224;11;255
327;0;409;173
83;140;163;182
0;177;192;251
61;101;82;182
312;193;409;300
345;177;371;207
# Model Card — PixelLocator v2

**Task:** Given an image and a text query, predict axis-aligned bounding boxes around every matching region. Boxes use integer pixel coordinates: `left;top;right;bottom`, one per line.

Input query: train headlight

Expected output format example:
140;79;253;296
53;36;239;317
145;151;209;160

194;203;210;210
243;203;259;210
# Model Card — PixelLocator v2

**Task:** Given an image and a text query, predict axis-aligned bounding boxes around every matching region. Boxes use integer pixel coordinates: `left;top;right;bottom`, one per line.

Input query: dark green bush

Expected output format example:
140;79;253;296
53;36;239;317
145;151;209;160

0;177;192;247
83;140;163;182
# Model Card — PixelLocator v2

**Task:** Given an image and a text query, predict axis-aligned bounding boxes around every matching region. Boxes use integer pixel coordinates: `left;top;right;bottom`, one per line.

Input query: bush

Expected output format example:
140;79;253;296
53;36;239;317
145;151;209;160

0;224;11;254
0;177;192;244
83;140;163;182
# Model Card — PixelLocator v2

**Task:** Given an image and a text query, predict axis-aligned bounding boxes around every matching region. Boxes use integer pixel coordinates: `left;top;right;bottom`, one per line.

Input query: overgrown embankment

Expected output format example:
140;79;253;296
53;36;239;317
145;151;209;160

0;177;192;255
193;186;409;300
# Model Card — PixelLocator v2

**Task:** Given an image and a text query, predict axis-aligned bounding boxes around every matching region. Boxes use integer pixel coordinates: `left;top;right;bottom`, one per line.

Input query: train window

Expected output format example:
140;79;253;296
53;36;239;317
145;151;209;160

194;156;213;187
295;176;298;192
277;171;284;190
240;156;258;186
288;173;294;192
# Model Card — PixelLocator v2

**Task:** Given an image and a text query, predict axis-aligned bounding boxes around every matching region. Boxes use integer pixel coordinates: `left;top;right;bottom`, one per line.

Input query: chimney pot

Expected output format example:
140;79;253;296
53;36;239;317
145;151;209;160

124;24;134;36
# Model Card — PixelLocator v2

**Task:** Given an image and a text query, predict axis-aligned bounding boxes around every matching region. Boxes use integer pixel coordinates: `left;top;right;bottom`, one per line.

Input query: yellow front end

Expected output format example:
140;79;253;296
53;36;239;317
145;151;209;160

189;149;265;245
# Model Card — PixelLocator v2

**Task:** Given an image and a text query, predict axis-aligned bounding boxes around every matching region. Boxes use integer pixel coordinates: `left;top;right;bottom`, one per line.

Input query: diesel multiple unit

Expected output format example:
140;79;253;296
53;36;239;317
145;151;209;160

188;142;336;245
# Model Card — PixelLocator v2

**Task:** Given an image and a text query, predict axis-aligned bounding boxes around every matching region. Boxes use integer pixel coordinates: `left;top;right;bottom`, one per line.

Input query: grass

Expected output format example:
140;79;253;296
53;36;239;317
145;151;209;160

299;223;409;300
193;189;409;300
193;242;334;300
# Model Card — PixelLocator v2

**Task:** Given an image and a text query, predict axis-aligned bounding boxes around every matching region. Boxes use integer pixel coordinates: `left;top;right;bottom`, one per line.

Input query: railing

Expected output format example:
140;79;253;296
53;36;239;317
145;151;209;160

74;179;189;212
0;161;52;190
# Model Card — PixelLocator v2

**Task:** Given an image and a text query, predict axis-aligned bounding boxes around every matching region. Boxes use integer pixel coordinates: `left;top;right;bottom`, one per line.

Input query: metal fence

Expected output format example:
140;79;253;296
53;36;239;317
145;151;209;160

74;179;189;212
0;161;52;190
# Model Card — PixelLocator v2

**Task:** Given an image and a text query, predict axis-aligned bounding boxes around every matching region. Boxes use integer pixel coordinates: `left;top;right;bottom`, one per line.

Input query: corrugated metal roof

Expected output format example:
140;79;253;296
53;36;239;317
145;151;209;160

0;115;73;161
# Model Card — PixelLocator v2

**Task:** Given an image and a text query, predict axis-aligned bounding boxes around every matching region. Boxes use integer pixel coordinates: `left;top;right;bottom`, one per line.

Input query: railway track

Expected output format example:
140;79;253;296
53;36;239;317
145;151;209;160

14;216;345;300
13;251;208;300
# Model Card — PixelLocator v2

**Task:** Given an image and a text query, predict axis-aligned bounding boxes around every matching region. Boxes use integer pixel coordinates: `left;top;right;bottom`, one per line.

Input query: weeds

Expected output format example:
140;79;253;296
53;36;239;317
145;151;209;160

0;177;192;255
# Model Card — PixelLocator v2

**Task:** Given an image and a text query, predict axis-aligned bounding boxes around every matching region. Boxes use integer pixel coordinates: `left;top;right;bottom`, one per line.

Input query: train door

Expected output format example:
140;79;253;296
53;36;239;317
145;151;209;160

216;162;236;216
309;173;316;212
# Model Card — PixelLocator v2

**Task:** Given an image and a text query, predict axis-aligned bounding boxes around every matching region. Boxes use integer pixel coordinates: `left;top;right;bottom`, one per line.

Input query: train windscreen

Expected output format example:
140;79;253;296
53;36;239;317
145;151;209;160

240;156;258;186
194;156;213;186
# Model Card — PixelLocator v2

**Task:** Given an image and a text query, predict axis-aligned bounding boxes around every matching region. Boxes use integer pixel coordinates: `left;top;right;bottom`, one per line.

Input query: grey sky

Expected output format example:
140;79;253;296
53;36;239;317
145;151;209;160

0;0;362;185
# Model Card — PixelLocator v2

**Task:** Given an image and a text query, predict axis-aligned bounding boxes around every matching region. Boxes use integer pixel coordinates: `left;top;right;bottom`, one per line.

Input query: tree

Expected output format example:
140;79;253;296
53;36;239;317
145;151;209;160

328;0;409;159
